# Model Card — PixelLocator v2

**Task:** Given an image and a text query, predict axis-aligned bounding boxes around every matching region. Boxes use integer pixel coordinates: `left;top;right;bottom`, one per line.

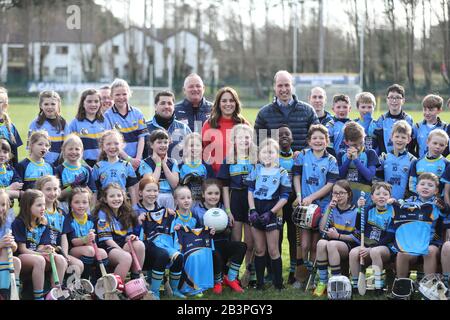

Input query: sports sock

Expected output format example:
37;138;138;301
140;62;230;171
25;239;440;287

249;262;256;281
330;264;341;276
254;256;266;287
375;270;385;289
443;273;450;287
130;272;140;280
228;262;241;282
169;271;182;291
151;270;164;296
416;271;424;282
214;272;223;284
80;255;94;279
34;289;44;300
289;259;296;273
351;276;358;289
317;260;328;283
305;260;313;273
271;258;283;289
296;258;304;267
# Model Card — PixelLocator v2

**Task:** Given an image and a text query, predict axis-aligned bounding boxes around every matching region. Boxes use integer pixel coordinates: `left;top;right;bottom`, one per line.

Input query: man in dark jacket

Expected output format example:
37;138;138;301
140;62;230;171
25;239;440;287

255;70;319;151
174;73;212;133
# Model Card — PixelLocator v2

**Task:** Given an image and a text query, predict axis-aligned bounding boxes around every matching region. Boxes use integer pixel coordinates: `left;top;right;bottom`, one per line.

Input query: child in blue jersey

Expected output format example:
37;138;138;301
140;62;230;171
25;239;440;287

313;180;358;297
374;84;414;154
28;91;69;166
69;89;109;168
409;129;449;196
377;120;416;200
355;92;379;155
11;190;67;300
413;95;447;158
192;179;246;295
179;133;214;202
66;187;108;282
0;87;23;167
218;124;257;287
35;175;84;281
441;217;450;289
55;134;97;207
17;130;54;191
391;173;449;282
326;94;352;156
246;138;291;291
293;124;339;286
139;129;179;210
93;183;145;283
338;121;379;204
0;139;23;200
349;182;396;296
103;79;149;171
92;129;139;205
172;186;215;297
277;126;298;284
412;95;447;158
0;189;21;300
134;176;184;299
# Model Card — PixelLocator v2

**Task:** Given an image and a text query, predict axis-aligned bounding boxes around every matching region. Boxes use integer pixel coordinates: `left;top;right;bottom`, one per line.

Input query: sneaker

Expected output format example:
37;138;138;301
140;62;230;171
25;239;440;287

212;282;223;295
193;292;204;298
313;282;327;297
292;280;305;290
172;289;186;299
223;276;244;293
248;280;257;289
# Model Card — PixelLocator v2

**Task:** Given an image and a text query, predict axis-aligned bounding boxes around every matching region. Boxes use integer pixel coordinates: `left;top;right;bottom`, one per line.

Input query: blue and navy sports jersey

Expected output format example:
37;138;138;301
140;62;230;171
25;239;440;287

319;111;334;126
11;218;51;251
138;157;179;194
0;121;22;165
293;149;339;210
350;204;395;247
96;210;136;247
103;105;149;158
68;118;109;163
0;209;15;238
328;205;358;237
66;213;96;244
337;148;379;200
176;226;214;295
326;117;352;154
374;111;414;154
378;151;416;200
391;197;444;256
279;150;295;182
28;118;69;165
178;161;214;180
217;158;254;190
0;164;21;188
171;211;197;232
92;159;138;191
16;158;54;190
55;162;97;193
192;202;230;243
412;119;447;158
355;114;379;155
45;207;72;246
408;155;449;195
245;164;292;201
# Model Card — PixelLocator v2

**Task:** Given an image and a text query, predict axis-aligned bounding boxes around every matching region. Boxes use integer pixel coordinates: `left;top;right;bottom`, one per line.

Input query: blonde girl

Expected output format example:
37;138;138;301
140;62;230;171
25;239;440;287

0;87;23;167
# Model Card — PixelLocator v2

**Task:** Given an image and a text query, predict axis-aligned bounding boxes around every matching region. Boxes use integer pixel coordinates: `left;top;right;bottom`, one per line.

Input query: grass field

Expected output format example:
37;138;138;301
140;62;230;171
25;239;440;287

7;97;449;300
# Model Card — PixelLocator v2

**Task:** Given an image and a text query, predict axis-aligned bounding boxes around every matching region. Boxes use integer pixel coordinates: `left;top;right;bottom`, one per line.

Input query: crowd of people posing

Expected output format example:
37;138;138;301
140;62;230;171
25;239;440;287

0;70;449;300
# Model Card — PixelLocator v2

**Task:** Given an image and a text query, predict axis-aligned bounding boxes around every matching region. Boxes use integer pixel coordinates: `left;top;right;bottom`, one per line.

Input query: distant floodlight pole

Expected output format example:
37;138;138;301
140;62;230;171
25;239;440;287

318;0;324;74
359;12;365;90
293;1;298;73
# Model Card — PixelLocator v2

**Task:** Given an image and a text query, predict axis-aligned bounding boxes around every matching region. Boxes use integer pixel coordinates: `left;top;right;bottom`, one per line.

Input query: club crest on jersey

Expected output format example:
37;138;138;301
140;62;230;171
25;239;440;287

402;166;409;173
114;123;122;130
80;128;89;135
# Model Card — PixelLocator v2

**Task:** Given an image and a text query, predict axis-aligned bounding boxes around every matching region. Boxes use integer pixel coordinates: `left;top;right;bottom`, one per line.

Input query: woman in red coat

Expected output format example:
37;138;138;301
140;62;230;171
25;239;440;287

201;87;250;174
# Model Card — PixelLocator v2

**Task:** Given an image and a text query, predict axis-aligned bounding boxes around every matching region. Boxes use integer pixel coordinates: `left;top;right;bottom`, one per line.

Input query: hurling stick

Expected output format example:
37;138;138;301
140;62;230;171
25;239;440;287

92;241;119;300
49;252;67;300
357;192;367;296
127;239;155;300
6;230;19;300
240;249;255;288
305;203;333;292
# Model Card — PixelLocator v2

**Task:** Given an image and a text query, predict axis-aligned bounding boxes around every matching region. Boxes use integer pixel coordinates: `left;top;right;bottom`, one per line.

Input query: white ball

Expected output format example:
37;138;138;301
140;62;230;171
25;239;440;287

203;208;229;233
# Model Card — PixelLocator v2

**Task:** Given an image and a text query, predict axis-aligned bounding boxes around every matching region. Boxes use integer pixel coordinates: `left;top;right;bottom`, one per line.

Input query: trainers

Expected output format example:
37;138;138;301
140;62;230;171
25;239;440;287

172;289;186;299
313;282;327;297
212;282;223;295
193;292;204;298
223;276;244;293
292;280;305;290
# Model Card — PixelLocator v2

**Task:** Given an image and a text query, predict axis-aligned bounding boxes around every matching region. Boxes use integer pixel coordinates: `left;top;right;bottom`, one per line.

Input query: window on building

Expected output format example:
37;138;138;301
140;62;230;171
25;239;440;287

40;45;50;56
54;67;68;77
7;47;25;63
114;68;119;78
113;46;119;54
56;46;69;55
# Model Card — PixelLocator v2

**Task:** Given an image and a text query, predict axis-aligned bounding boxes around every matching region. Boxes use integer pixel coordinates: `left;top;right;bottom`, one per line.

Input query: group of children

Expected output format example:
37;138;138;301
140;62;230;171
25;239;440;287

0;81;449;300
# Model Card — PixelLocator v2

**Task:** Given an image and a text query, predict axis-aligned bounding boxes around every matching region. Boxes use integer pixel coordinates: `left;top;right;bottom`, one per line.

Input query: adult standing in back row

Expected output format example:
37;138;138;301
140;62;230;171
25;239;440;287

254;70;319;151
175;74;212;133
